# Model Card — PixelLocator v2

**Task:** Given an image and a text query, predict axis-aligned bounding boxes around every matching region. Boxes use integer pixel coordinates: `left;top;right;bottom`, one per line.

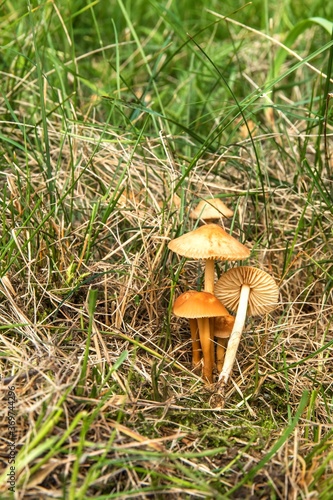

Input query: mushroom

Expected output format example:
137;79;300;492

188;318;201;369
168;224;250;294
214;266;279;389
214;315;235;372
173;291;202;368
173;290;229;383
190;198;234;223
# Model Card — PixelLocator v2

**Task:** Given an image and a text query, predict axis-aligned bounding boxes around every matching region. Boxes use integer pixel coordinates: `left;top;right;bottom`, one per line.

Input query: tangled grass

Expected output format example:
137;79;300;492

0;1;333;498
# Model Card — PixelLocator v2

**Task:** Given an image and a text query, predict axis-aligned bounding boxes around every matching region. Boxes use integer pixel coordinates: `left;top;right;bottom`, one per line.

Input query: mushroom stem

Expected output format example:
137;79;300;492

204;259;215;293
217;284;251;386
189;318;201;367
216;337;229;372
197;317;214;384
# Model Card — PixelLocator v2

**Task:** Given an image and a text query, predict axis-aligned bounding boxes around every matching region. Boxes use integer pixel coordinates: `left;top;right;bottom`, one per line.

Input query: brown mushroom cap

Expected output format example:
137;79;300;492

190;198;234;220
168;224;250;261
173;290;229;319
214;315;235;338
214;266;279;316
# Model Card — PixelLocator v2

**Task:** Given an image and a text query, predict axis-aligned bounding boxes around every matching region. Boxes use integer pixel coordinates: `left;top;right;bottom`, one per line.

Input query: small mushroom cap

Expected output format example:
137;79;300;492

190;198;234;220
214;266;279;316
168;224;250;261
214;315;235;338
173;290;229;319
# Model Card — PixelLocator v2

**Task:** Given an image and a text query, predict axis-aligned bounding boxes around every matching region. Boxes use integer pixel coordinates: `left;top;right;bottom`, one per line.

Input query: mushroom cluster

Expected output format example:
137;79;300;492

168;198;279;401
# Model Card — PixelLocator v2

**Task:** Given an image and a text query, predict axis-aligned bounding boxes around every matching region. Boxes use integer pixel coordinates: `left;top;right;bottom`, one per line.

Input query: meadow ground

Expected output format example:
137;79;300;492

0;1;333;498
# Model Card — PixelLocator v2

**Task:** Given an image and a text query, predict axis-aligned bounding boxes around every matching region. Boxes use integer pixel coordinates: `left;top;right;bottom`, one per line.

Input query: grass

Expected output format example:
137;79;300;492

0;0;333;498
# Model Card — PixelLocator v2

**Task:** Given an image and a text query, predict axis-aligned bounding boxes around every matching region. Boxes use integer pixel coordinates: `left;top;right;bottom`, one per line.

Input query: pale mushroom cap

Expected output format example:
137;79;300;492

190;198;234;220
214;266;279;316
173;290;229;319
168;224;250;261
214;315;235;338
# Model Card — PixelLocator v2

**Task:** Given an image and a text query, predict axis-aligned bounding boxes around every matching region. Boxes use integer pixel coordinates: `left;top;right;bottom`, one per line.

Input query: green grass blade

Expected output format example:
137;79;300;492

269;17;333;81
226;391;310;496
